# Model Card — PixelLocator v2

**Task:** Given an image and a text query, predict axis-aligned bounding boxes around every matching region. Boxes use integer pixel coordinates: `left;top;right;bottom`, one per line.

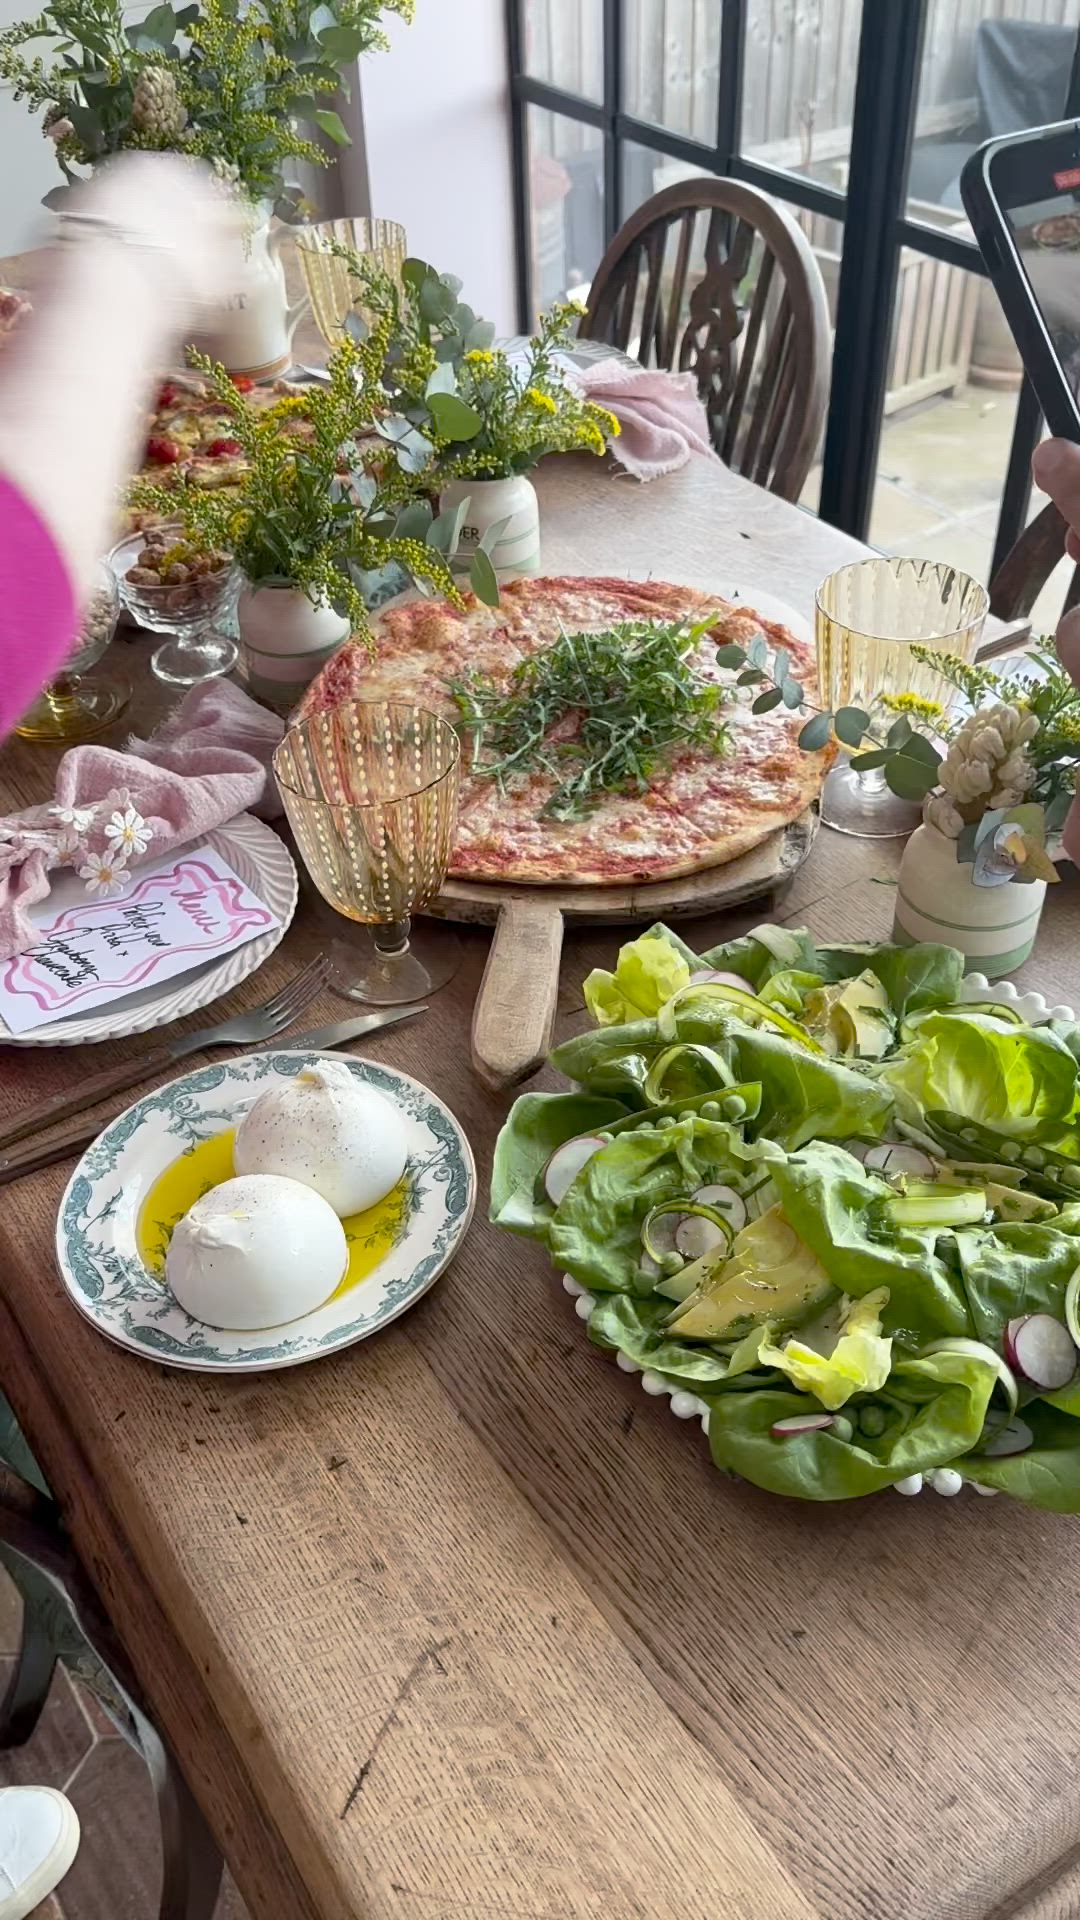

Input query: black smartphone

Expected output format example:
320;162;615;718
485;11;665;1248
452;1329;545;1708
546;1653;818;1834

962;121;1080;442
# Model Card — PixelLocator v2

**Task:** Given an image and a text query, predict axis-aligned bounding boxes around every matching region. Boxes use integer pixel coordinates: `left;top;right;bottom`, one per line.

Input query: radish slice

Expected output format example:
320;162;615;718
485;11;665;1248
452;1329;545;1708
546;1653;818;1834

688;969;755;992
1066;1267;1080;1350
691;1183;748;1231
674;1213;729;1260
771;1412;835;1437
1009;1313;1077;1391
980;1415;1034;1458
864;1142;937;1177
543;1135;606;1206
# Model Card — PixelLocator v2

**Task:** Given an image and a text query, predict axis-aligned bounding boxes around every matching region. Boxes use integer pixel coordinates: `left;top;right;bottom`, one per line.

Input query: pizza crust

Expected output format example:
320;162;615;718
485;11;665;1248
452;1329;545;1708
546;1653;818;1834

298;575;833;888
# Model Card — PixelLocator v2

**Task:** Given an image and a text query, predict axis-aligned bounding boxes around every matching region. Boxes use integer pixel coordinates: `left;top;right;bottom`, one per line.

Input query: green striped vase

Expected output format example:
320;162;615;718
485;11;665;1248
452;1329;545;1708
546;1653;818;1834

893;822;1047;979
439;475;541;583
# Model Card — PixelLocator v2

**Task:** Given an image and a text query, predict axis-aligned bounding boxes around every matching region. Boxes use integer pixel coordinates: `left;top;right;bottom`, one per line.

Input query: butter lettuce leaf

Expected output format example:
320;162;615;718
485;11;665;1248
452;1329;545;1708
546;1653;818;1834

952;1219;1080;1349
814;939;963;1017
582;930;691;1026
548;1115;780;1295
490;1091;631;1238
963;1402;1080;1510
706;1345;997;1499
769;1143;970;1340
879;1010;1080;1140
553;1007;893;1150
758;1288;893;1410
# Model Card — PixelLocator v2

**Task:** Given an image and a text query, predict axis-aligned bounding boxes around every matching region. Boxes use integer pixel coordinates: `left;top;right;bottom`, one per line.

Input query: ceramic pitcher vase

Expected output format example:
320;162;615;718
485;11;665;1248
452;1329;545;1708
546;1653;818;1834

238;584;349;716
893;821;1047;978
439;475;541;582
187;212;310;382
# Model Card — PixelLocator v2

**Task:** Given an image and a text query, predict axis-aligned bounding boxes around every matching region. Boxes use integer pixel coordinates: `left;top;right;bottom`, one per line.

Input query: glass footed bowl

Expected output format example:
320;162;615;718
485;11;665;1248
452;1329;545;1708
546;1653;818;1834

14;562;128;743
109;526;240;687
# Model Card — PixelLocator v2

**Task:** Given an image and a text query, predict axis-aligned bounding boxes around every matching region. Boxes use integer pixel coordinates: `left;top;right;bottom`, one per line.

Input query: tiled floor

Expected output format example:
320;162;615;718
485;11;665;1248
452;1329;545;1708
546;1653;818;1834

0;1568;247;1918
804;377;1074;636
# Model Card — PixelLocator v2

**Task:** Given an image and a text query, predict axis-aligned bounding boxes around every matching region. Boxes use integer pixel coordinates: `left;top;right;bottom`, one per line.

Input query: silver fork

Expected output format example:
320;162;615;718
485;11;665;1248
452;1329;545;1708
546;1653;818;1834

0;954;329;1154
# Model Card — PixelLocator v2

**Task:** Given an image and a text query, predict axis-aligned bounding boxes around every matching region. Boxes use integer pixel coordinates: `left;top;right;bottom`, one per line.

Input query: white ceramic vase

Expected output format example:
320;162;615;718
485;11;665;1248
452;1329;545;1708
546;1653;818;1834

187;208;310;382
439;474;541;581
238;585;349;715
893;821;1047;978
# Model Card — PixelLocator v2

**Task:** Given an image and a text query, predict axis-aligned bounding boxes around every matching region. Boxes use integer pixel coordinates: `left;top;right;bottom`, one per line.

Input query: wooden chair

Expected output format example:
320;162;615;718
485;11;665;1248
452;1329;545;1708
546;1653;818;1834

989;497;1080;626
581;177;831;502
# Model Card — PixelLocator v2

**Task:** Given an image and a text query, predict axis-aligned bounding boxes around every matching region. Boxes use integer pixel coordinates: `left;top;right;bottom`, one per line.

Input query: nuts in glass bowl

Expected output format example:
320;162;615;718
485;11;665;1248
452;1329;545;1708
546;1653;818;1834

110;526;238;633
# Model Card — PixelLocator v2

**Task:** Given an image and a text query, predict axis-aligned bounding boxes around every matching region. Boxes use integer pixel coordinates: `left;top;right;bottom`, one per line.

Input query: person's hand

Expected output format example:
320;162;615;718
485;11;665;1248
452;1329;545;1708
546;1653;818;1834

1031;437;1080;685
62;153;238;320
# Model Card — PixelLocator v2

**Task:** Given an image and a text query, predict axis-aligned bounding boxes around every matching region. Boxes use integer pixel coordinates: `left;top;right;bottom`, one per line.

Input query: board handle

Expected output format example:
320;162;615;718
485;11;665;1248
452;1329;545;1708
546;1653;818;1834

471;897;564;1092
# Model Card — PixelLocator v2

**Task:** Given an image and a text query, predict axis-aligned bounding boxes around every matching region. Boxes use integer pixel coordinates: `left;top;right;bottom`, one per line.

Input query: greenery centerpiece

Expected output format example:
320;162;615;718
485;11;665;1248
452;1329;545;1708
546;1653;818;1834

128;330;463;703
0;0;411;215
324;249;621;587
711;626;1077;887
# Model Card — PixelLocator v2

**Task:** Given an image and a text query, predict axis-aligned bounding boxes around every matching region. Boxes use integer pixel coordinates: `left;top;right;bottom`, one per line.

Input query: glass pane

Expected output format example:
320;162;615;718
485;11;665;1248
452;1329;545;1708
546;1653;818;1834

623;0;721;141
523;0;604;103
621;142;716;224
526;108;604;314
741;0;857;189
869;264;1021;588
907;2;1078;224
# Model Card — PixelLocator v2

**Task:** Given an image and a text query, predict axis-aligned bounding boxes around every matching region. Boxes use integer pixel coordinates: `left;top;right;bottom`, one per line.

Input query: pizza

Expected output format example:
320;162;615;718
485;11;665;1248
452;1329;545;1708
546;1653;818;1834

127;373;313;530
296;575;834;887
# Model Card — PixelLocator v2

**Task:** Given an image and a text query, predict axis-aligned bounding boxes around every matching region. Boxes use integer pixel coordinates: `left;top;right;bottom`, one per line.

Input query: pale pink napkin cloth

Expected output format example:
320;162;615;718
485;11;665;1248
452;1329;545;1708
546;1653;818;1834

0;679;284;959
577;359;716;480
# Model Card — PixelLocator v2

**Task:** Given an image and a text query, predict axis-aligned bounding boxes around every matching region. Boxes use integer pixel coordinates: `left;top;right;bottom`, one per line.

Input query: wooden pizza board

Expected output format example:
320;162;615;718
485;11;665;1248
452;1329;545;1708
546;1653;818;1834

426;810;818;1092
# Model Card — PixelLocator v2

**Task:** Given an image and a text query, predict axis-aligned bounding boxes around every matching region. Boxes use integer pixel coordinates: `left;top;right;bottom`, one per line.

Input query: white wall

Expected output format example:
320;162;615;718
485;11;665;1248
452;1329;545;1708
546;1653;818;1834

0;0;65;257
355;0;516;333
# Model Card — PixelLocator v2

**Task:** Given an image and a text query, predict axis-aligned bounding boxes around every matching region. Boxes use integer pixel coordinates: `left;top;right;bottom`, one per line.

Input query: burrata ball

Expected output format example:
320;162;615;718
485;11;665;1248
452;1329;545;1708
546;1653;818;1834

233;1060;408;1217
166;1173;347;1330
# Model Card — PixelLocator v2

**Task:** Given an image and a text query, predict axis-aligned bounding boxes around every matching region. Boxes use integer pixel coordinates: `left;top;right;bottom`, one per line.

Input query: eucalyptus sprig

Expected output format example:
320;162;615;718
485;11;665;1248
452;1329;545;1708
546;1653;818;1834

333;248;620;479
714;631;945;800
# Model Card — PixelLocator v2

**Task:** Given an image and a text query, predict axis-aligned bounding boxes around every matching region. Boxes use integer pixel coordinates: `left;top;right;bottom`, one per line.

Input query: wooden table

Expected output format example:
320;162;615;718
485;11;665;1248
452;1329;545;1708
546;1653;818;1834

3;435;1080;1920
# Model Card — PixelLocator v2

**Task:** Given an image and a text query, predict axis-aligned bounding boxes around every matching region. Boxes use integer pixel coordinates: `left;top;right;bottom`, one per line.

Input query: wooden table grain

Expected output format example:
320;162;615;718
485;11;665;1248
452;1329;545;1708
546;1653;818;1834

2;326;1080;1918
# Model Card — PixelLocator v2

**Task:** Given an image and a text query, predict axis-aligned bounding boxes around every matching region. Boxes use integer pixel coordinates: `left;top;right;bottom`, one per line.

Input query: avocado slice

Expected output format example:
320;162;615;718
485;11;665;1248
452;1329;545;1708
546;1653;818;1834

665;1203;835;1340
803;970;893;1059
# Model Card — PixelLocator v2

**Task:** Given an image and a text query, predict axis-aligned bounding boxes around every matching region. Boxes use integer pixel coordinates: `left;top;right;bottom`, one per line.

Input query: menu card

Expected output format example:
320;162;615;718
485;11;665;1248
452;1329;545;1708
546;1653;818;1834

0;846;280;1034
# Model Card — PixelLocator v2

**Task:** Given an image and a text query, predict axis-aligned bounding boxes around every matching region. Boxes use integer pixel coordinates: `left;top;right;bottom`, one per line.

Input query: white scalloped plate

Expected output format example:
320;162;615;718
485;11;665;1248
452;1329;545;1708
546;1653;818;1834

0;813;296;1048
560;968;1078;1503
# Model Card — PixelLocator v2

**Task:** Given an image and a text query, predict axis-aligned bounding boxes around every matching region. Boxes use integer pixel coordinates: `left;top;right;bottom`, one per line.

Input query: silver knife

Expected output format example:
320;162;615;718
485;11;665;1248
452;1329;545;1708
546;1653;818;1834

0;1005;425;1186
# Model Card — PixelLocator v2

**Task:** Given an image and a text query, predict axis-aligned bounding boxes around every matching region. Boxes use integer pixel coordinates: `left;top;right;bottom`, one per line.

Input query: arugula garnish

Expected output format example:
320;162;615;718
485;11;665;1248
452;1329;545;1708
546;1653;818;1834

449;614;728;820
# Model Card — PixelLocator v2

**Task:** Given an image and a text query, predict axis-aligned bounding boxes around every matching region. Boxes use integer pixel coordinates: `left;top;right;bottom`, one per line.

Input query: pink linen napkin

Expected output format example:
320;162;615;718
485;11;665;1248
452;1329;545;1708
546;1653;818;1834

0;679;284;959
577;359;716;480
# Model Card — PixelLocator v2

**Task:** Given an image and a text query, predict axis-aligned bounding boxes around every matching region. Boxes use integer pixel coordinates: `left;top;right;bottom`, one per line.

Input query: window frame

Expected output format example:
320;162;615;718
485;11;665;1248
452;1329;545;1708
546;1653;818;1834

506;0;1080;569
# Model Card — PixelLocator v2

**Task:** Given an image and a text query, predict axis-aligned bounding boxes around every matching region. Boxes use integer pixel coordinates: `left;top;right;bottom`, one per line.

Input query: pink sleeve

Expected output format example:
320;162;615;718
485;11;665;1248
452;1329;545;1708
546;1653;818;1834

0;477;78;737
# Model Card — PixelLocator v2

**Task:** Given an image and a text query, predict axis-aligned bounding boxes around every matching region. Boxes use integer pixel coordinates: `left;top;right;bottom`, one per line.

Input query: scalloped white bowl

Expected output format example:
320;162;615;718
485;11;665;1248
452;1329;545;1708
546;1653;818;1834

560;969;1077;1502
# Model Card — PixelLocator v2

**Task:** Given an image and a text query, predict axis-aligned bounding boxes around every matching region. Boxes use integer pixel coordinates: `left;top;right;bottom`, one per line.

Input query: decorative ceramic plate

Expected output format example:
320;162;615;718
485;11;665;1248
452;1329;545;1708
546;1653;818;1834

55;1050;475;1371
560;969;1079;1503
1;813;296;1049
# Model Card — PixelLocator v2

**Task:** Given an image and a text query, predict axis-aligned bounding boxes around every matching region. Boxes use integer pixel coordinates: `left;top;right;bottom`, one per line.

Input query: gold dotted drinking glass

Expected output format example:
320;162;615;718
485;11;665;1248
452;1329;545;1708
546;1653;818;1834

274;699;462;1004
294;218;408;354
815;556;989;839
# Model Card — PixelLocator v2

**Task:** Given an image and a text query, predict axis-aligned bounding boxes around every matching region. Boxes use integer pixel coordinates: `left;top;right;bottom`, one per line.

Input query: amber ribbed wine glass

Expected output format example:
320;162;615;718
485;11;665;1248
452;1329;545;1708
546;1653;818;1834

274;700;462;1004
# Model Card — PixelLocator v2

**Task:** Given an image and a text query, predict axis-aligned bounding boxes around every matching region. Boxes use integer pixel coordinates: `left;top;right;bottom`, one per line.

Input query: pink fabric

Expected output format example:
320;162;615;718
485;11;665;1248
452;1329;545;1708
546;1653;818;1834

578;360;716;481
0;678;284;958
0;477;78;735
